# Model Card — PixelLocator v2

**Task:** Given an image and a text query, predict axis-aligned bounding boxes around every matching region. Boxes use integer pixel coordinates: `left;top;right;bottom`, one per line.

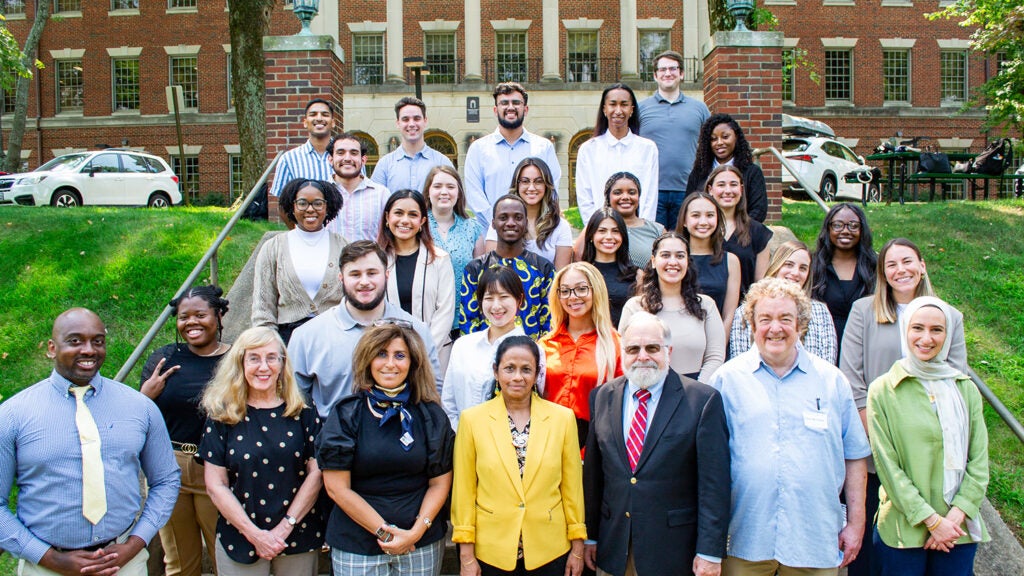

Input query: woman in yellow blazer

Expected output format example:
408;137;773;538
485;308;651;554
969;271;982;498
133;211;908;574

452;335;586;576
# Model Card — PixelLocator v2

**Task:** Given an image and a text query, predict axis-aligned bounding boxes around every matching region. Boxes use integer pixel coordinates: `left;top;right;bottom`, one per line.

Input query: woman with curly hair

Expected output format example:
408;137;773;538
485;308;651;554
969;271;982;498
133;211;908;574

200;326;324;575
485;157;572;269
580;207;638;325
252;178;347;343
676;192;741;335
141;284;231;576
618;232;725;382
541;262;623;449
811;202;877;349
685;113;767;222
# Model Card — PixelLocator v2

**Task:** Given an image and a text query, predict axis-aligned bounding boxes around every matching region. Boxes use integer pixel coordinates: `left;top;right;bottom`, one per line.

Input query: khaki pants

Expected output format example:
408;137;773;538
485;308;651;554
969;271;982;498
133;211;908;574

215;538;318;576
160;450;219;576
596;547;637;576
19;548;149;576
722;557;838;576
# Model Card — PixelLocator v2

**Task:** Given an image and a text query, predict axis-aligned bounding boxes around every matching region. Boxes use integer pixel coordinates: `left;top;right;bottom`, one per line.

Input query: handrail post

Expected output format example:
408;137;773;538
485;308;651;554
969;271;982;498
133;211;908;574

210;252;219;287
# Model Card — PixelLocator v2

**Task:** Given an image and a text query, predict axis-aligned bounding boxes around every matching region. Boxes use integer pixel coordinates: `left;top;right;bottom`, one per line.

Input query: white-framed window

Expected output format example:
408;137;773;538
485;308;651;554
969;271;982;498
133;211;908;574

940;50;968;104
638;30;670;80
226;55;234;109
781;49;795;102
112;58;140;111
495;31;528;82
55;59;84;113
1;0;26;16
169;56;199;109
824;49;853;102
352;34;385;85
171;156;200;197
566;30;599;83
882;49;910;103
169;0;197;8
228;154;244;200
424;33;457;84
54;0;81;12
110;0;138;9
1;86;16;115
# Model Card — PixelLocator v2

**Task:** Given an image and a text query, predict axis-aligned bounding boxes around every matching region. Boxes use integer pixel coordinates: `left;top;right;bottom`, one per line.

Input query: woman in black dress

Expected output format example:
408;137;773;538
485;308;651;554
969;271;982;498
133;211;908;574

318;322;455;576
581;207;637;325
704;164;772;300
141;284;229;576
200;326;324;575
810;202;877;355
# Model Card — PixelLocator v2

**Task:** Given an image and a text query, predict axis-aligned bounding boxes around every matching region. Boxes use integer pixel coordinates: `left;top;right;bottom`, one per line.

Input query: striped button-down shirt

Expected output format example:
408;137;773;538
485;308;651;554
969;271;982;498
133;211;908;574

270;141;335;197
327;177;390;242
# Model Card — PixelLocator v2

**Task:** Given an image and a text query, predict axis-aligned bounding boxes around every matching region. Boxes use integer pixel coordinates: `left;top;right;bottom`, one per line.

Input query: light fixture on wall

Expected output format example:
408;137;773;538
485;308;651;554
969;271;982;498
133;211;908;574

292;0;320;36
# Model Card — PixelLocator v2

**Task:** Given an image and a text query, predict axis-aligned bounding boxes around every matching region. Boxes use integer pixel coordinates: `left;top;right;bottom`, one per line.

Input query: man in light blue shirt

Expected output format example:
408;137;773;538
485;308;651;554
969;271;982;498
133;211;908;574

708;278;870;575
463;82;561;231
0;308;179;576
371;97;454;192
288;241;442;418
638;50;710;229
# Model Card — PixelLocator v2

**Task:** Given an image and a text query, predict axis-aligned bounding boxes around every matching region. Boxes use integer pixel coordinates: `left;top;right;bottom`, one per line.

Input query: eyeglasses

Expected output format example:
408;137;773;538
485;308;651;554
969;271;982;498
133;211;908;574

295;199;326;210
656;66;680;74
557;285;591;299
623;343;666;355
372;318;414;329
244;354;283;367
517;177;546;188
829;220;861;232
497;99;524;108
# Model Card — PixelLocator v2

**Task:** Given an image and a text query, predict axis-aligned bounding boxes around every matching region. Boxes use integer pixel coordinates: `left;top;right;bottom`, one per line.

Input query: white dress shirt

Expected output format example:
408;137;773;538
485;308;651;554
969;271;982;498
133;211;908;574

575;131;659;224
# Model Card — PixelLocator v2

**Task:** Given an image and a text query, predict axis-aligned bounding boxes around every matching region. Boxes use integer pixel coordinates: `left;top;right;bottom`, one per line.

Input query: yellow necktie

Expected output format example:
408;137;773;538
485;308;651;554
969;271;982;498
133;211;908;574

71;386;107;525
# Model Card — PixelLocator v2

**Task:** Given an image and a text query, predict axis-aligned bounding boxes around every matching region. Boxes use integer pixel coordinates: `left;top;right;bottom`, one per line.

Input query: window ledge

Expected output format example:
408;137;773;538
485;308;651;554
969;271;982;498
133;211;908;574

2;13;26;20
824;101;855;107
882;101;912;107
53;10;83;18
165;7;198;14
940;100;964;108
112;109;142;115
108;8;140;16
56;110;85;117
822;1;855;5
764;0;797;4
880;0;914;5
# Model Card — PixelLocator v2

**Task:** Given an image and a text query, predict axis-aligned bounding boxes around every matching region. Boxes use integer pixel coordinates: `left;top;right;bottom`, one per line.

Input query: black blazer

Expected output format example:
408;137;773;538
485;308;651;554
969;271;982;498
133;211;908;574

583;370;730;576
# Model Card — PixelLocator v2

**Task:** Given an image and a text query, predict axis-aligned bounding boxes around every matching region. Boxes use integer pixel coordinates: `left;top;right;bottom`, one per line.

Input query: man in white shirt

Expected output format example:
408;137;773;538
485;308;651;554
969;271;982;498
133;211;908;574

328;132;389;242
371;97;454;192
463;82;561;231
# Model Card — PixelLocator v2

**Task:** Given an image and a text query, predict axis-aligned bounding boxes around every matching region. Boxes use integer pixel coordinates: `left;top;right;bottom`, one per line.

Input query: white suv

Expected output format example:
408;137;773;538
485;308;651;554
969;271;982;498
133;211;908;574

780;137;880;202
0;150;182;207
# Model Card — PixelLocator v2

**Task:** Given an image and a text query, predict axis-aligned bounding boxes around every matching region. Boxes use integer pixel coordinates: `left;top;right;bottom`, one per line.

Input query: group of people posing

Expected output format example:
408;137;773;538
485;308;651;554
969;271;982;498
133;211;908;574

0;49;988;576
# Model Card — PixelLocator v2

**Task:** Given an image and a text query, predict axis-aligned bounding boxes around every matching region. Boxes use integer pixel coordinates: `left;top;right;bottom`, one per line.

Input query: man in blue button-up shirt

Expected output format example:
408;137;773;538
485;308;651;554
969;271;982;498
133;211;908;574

0;308;180;576
371;96;455;192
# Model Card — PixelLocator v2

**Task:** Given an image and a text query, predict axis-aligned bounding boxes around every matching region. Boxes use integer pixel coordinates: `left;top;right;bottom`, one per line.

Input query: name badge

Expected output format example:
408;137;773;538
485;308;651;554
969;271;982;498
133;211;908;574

803;410;828;431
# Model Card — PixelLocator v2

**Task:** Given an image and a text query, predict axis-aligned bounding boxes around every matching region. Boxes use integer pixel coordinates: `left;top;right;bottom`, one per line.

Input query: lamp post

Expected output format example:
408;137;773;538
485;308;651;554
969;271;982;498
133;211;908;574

292;0;320;36
404;57;430;100
726;0;755;31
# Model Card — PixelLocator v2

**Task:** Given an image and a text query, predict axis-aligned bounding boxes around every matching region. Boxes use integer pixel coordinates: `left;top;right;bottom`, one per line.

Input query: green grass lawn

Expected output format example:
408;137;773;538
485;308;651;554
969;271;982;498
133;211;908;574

0;199;1022;571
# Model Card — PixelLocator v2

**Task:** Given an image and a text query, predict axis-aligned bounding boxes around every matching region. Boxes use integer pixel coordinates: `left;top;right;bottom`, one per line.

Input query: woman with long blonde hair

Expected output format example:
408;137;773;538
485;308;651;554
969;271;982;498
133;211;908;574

541;262;623;449
199;326;323;575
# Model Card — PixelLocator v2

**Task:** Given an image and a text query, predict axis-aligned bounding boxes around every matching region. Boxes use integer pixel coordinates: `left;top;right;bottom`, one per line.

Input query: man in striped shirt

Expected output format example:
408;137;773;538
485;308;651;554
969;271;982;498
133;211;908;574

328;132;389;242
270;98;336;223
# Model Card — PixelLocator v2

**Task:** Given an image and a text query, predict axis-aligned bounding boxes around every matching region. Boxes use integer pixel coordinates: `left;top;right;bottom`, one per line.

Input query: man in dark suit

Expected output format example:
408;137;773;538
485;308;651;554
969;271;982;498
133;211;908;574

584;311;730;576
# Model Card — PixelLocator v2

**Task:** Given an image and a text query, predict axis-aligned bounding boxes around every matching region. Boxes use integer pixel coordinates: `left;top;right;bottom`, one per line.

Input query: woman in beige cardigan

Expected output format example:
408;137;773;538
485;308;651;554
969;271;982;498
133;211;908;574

378;189;457;374
252;179;348;343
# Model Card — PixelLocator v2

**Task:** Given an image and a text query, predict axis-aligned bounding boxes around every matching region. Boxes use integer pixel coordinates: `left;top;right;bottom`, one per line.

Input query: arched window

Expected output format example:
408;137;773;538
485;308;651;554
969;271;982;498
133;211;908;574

425;130;458;169
567;130;593;208
351;131;380;178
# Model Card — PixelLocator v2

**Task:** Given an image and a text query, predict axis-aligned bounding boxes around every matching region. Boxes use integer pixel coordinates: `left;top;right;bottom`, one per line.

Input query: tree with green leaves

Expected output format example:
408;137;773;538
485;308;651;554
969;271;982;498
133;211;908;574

2;7;47;174
930;1;1024;133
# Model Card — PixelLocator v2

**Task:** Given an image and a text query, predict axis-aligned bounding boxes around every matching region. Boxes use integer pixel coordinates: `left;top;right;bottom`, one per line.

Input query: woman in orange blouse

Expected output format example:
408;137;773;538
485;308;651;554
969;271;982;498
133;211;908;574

540;262;623;449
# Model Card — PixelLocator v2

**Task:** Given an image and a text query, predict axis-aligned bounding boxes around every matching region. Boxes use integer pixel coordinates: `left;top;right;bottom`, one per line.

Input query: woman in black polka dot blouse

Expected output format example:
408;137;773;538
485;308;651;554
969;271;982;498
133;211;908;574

200;326;325;575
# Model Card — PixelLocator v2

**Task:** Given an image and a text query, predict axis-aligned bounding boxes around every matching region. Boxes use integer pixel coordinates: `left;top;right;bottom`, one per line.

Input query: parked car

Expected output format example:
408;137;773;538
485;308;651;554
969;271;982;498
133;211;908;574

781;136;880;202
0;149;182;207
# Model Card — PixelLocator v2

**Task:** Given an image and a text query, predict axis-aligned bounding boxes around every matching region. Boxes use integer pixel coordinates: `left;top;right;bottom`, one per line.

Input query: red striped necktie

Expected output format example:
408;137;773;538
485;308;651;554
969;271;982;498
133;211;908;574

627;389;651;472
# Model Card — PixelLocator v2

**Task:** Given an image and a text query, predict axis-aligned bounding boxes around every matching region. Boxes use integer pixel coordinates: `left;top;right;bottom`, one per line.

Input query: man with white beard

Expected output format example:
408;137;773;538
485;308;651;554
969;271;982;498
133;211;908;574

583;312;731;576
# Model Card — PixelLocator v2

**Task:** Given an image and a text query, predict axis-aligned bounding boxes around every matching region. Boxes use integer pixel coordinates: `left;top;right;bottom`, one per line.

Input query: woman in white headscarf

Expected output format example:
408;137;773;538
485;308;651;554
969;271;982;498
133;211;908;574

866;296;989;575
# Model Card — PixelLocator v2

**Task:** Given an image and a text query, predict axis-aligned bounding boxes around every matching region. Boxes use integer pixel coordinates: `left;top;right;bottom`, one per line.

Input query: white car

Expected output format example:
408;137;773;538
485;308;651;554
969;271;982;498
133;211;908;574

781;137;880;202
0;150;182;207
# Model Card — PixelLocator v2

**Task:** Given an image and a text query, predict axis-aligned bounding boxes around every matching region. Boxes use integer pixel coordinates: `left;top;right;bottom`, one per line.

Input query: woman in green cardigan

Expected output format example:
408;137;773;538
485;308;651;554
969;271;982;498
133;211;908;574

867;296;989;575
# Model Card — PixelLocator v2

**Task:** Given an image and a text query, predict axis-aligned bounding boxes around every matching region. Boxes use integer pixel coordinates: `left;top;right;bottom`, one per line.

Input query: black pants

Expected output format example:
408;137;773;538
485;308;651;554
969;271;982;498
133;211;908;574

846;472;882;576
479;553;569;576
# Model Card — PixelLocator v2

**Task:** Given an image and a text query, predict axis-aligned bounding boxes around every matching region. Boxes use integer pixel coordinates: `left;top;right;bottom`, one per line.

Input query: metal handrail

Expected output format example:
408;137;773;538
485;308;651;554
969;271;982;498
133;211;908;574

758;145;1024;445
113;152;282;382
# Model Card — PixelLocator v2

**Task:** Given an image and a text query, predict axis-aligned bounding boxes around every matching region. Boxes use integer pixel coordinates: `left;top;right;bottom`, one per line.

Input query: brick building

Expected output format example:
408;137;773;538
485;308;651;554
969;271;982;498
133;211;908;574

0;0;994;204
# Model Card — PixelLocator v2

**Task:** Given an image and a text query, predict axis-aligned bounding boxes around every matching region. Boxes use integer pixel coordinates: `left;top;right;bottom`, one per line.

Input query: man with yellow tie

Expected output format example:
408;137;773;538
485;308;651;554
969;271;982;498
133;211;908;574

0;308;180;576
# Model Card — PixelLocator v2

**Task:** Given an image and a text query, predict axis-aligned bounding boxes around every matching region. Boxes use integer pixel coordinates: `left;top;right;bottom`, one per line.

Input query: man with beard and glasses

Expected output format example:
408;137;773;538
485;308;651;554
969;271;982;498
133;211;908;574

463;82;562;231
328;132;390;242
583;311;730;576
288;241;442;418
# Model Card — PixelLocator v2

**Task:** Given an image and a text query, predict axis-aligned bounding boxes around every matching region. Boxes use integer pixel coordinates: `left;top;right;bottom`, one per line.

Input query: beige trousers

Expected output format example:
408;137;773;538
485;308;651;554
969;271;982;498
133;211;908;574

160;450;219;576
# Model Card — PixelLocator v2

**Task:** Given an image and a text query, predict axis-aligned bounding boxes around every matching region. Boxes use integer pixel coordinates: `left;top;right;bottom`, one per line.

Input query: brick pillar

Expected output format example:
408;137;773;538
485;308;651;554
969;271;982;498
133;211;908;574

703;31;784;222
263;35;345;222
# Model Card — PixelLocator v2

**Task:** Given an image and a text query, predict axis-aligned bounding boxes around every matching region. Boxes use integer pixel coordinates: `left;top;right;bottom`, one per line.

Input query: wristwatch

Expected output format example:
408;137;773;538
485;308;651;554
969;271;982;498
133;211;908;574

284;515;297;526
419;515;432;528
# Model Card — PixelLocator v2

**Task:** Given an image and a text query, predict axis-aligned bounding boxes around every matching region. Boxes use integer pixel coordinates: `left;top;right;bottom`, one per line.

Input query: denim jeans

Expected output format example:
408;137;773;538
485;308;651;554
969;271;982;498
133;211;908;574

656;190;687;230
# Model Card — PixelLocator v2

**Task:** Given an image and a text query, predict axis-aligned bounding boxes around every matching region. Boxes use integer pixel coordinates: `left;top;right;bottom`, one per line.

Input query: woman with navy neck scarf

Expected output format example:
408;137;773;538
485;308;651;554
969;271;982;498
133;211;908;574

318;321;455;576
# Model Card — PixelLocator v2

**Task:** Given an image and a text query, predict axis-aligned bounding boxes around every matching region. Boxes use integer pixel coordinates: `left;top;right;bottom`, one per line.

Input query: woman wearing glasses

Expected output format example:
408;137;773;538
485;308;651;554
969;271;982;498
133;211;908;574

200;326;324;575
619;232;725;382
252;178;348;344
318;322;455;576
541;262;622;449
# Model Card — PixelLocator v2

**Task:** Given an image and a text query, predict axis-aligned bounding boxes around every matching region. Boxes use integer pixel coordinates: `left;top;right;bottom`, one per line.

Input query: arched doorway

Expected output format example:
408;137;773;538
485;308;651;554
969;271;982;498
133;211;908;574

568;130;593;208
425;130;458;169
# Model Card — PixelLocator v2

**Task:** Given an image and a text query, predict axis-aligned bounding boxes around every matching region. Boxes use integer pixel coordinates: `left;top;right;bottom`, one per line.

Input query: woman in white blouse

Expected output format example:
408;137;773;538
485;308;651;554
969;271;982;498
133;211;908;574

252;178;348;344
